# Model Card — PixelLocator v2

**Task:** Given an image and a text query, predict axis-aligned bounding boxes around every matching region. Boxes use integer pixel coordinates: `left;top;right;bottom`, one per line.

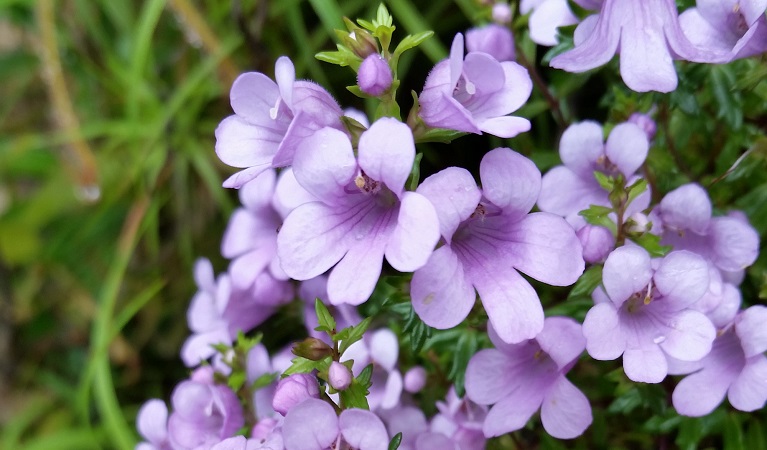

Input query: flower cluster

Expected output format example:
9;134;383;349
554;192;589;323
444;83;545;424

135;3;767;449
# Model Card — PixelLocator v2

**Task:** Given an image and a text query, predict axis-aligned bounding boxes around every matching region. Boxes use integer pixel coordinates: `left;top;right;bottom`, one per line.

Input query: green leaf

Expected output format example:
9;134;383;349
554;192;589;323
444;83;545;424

339;377;370;410
314;298;336;334
252;372;277;390
724;413;745;450
391;31;434;68
578;205;617;234
227;371;246;392
388;433;403;450
594;171;614;192
626;178;648;207
568;265;603;299
338;317;373;355
374;3;394;28
746;419;767;450
633;232;672;257
283;356;331;376
414;127;468;144
407;153;423;191
357;364;373;387
447;330;477;396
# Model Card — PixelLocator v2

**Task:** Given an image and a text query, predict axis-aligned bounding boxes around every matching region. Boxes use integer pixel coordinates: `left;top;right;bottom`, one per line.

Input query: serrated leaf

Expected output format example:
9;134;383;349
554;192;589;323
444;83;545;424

339;378;370;410
357;364;373;387
314;298;336;334
283;356;329;376
388;433;403;450
568;265;603;299
252;372;277;390
339;317;373;355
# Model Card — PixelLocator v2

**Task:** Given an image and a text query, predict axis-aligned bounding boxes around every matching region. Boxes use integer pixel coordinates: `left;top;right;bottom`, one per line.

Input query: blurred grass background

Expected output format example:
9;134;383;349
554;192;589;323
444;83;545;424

1;0;767;449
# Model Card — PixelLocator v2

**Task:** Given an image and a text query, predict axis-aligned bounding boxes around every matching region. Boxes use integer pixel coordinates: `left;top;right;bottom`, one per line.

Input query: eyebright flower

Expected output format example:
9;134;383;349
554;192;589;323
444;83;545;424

549;0;729;92
582;246;716;383
520;0;579;46
465;317;592;439
680;0;767;60
215;57;345;188
272;373;321;416
465;24;516;62
276;118;440;306
418;33;532;138
136;399;171;450
411;148;584;344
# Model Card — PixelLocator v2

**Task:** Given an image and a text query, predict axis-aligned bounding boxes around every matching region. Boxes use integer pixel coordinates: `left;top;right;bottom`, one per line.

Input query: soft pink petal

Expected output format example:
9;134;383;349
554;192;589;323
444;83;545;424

411;246;476;330
283;399;339;450
540;377;592;439
385;192;439;272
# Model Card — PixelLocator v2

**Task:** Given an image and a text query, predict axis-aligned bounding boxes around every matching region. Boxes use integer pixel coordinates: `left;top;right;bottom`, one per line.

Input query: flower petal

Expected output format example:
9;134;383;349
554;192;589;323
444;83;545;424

327;230;388;305
477;116;531;138
358;118;415;197
416;167;482;241
137;399;168;444
291;127;357;203
385;192;439;272
582;302;625;360
605;122;649;177
283;399;339;450
659;183;711;234
229;72;279;124
537;317;585;369
736;305;767;357
729;356;767;412
215;116;282;170
659;309;715;362
603;246;652;306
482;391;542;437
558;121;604;179
654;250;710;310
339;409;389;450
623;344;667;383
479;148;541;219
540;377;592;439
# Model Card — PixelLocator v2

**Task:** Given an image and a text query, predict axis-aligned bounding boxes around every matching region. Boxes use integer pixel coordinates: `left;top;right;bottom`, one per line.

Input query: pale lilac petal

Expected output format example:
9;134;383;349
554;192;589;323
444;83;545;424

358;118;415;197
275;56;295;110
416;167;482;241
469;263;544;344
550;13;620;74
503;212;584;286
558;121;604;179
291;127;357;203
679;9;733;57
710;216;760;272
540;377;592;439
465;349;519;404
385;192;439;272
411;246;475;330
137;399;168;444
729;356;767;412
528;0;578;46
273;167;318;219
381;370;404;410
415;432;458;450
603;246;652;306
469;62;533;119
659;310;715;362
283;399;338;450
239;169;276;211
339;409;389;450
582;303;625;360
477;116;531;138
479;148;541;219
604;123;648;177
181;329;231;366
659;184;711;234
536;317;585;369
211;436;247;450
654;250;709;309
221;210;260;258
277;202;350;280
229;72;279;123
736;305;767;357
449;34;464;91
618;15;677;92
327;234;387;305
246;344;272;383
573;14;599;46
223;166;272;189
419;90;481;134
537;166;605;217
623;345;667;383
187;291;221;332
673;366;731;416
371;329;399;372
463;52;505;92
482;391;542;437
229;249;274;290
193;258;215;292
215;115;281;169
272;111;323;167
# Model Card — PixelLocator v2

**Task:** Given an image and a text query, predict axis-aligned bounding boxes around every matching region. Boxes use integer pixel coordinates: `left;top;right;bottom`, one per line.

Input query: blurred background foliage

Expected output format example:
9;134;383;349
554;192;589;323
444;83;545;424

0;0;766;449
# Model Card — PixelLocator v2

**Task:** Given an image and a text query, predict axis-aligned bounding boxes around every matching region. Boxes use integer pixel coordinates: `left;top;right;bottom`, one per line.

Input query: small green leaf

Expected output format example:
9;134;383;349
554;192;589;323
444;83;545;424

339;378;370;410
414;127;468;144
314;298;336;333
374;3;393;28
447;330;477;396
626;178;648;207
388;433;403;450
407;153;423;191
392;31;434;69
568;265;603;299
339;317;373;355
357;364;373;387
594;171;614;192
252;372;277;390
228;371;246;392
283;356;331;376
578;205;617;234
633;232;672;257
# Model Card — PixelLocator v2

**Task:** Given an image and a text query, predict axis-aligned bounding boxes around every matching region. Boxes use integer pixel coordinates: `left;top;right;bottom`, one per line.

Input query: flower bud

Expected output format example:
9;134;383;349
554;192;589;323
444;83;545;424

492;3;512;24
465;24;515;62
626;212;651;234
272;373;320;416
328;361;352;391
403;366;427;393
357;54;392;96
628;112;656;140
577;225;614;264
292;337;334;361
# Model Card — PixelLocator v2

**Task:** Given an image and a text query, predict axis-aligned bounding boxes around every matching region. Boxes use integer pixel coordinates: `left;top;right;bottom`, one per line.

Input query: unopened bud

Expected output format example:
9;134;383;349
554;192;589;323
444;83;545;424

492;3;512;24
292;337;334;361
357;54;393;96
577;225;614;264
272;373;320;416
626;212;651;234
328;361;352;391
403;366;427;393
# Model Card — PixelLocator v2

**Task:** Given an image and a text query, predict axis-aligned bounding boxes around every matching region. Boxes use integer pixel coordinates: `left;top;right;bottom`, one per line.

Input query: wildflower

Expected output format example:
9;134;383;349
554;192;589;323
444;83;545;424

357;54;393;96
465;24;516;62
520;0;579;46
136;399;171;450
680;0;767;60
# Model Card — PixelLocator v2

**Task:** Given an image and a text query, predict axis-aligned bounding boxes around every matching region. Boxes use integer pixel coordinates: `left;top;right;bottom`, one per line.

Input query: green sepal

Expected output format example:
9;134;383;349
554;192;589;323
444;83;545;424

337;317;373;355
568;265;604;299
314;298;336;334
632;232;672;258
283;355;332;376
388;433;403;450
579;205;618;234
626;178;648;208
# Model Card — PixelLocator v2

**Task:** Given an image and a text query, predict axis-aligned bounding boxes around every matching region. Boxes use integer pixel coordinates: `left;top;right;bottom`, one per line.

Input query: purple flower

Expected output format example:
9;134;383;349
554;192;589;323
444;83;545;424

628;112;657;140
136;399;171;450
657;183;760;279
246;344;281;420
680;0;767;60
167;370;245;450
180;259;292;367
430;388;487;450
357;54;393;96
276;118;440;305
492;3;512;24
282;399;389;450
577;224;615;264
673;306;767;416
328;361;352;390
520;0;579;46
465;317;592;439
411;148;584;343
418;33;532;138
582;246;716;383
215;57;344;188
550;0;728;92
342;328;404;410
538;120;650;223
403;366;427;393
465;24;516;62
210;435;284;450
272;374;321;416
298;275;361;345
